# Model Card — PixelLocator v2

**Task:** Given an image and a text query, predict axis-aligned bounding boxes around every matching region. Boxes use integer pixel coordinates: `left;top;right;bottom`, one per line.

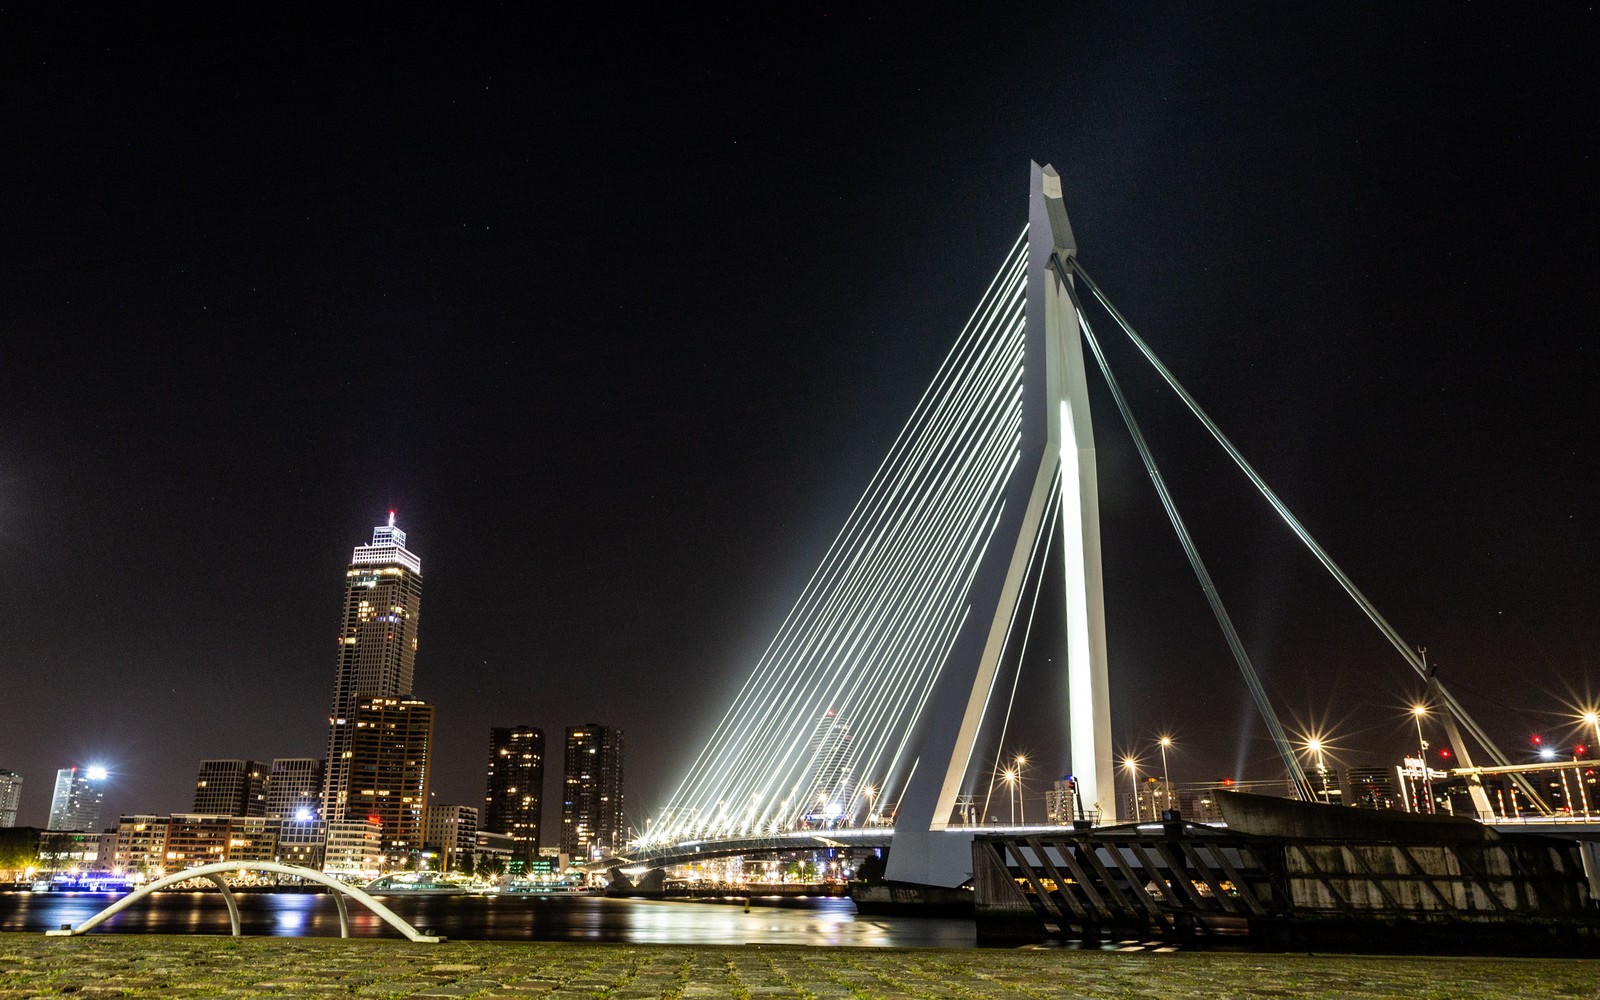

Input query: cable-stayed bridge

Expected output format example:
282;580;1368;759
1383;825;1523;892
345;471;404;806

629;163;1559;888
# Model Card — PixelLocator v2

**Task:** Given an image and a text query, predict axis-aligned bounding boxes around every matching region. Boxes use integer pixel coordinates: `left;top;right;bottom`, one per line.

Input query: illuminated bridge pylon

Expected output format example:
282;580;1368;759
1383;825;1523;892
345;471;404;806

643;164;1123;885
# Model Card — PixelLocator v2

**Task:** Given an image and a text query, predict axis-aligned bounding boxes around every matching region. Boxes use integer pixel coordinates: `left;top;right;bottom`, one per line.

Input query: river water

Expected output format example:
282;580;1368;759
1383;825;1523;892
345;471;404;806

0;891;976;948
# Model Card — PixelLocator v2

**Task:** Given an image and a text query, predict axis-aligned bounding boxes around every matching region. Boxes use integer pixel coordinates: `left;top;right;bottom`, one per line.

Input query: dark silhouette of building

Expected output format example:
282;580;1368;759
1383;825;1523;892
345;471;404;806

193;759;268;816
560;724;623;860
483;726;544;864
348;695;434;863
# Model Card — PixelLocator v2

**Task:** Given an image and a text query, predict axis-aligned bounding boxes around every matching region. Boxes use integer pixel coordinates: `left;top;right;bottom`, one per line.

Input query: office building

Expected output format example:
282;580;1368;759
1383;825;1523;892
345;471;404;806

163;814;233;869
264;758;324;819
348;695;434;862
322;817;383;877
193;759;268;817
483;726;544;862
322;514;423;825
0;770;21;827
48;766;107;831
560;724;624;860
112;816;171;876
423;804;478;872
1347;767;1400;810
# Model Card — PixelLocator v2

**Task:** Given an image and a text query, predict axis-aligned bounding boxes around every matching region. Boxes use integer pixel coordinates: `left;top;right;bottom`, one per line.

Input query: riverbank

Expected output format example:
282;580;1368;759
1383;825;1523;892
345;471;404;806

1;933;1596;998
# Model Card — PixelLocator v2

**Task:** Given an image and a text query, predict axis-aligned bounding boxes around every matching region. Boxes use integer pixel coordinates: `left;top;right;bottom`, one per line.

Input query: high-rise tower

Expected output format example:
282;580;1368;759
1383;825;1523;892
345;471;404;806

348;695;435;861
484;726;545;864
0;770;22;828
322;513;423;824
193;759;267;816
560;724;623;860
48;766;107;831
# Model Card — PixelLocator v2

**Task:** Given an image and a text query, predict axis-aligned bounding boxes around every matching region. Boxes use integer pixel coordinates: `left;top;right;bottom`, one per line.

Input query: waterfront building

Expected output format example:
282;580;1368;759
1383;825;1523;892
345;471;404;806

37;830;113;870
163;814;233;869
560;724;624;859
322;514;423;826
322;817;383;877
264;758;324;819
0;770;21;827
193;760;268;817
223;816;279;864
112;816;171;877
483;726;544;862
348;695;434;863
423;804;478;872
47;766;107;832
276;812;325;868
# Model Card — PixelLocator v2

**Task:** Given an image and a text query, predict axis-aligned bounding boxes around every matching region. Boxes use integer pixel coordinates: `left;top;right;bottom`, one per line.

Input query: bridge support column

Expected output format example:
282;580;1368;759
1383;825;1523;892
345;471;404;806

885;162;1113;889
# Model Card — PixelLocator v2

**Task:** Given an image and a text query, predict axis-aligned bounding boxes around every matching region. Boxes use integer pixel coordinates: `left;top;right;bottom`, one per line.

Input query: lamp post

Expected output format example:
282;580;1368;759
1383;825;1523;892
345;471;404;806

1158;736;1174;812
1412;704;1435;814
1306;738;1329;803
1015;755;1028;826
1002;769;1018;825
1123;757;1141;822
863;785;876;827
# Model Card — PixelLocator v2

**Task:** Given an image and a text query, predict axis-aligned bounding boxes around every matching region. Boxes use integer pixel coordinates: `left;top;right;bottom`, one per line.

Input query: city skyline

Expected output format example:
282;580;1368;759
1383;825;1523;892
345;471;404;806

2;9;1596;830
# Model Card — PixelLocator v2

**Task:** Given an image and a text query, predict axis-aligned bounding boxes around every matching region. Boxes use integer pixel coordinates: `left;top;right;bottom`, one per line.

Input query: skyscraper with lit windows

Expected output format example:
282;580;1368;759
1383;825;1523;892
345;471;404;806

48;766;107;831
560;724;623;860
348;695;434;860
0;770;22;828
321;514;423;825
484;726;545;863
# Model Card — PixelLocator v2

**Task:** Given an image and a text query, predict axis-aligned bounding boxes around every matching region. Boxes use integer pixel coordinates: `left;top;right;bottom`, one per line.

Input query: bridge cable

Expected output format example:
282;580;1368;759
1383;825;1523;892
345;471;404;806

1055;256;1316;801
1067;262;1543;810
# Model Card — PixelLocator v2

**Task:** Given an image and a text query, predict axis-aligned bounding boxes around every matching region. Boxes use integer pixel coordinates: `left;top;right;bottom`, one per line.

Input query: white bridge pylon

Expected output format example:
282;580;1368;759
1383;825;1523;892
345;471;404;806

643;164;1117;886
885;163;1113;886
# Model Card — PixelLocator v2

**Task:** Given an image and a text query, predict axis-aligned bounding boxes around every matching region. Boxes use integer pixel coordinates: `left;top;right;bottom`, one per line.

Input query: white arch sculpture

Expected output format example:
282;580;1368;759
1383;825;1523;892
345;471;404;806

44;861;443;943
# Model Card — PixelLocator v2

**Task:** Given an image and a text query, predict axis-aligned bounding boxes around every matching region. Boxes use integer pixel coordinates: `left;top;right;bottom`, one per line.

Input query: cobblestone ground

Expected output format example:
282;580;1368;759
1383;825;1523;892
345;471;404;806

0;934;1596;999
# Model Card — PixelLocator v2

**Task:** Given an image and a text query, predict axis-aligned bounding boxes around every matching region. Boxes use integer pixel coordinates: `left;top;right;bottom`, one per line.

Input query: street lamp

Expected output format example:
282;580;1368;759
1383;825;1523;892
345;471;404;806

1014;755;1028;825
1306;737;1329;803
1123;756;1142;822
1412;703;1435;814
1002;768;1018;826
1157;736;1174;812
863;785;876;827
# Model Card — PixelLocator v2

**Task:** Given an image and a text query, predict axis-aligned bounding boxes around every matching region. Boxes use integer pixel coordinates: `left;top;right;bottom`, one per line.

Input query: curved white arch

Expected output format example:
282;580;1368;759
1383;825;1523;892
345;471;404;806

44;861;442;942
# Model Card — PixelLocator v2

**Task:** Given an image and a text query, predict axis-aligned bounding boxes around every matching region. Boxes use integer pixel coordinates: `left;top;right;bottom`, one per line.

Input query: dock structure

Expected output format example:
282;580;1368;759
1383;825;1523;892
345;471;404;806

973;792;1599;951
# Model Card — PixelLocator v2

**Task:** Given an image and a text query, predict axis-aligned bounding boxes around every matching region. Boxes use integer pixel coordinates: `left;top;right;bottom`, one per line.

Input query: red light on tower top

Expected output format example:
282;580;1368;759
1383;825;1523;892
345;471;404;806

388;510;396;528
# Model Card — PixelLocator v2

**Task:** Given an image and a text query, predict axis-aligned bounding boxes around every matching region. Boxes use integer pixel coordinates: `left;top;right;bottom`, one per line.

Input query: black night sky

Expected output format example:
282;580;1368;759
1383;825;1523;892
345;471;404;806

2;7;1596;833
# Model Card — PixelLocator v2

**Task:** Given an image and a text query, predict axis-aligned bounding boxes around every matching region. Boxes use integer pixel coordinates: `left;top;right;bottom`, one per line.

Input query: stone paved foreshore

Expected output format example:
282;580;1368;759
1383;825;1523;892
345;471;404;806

1;934;1596;999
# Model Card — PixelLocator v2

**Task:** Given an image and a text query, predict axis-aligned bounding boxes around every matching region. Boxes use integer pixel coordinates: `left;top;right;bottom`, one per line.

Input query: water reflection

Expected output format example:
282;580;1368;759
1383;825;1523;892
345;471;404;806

0;892;974;948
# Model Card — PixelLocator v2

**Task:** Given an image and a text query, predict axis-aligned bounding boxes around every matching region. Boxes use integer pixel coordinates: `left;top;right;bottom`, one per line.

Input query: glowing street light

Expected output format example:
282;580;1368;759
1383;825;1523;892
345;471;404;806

1157;736;1174;812
1305;737;1330;803
1014;755;1028;825
1123;756;1142;822
1002;768;1018;825
1411;703;1435;814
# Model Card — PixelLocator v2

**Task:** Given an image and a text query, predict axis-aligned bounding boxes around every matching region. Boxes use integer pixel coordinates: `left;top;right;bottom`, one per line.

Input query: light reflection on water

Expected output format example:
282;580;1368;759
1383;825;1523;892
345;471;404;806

0;892;975;948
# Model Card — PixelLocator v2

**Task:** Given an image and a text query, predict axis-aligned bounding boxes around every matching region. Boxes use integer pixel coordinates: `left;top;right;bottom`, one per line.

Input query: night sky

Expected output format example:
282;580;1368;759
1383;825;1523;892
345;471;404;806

3;7;1596;834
